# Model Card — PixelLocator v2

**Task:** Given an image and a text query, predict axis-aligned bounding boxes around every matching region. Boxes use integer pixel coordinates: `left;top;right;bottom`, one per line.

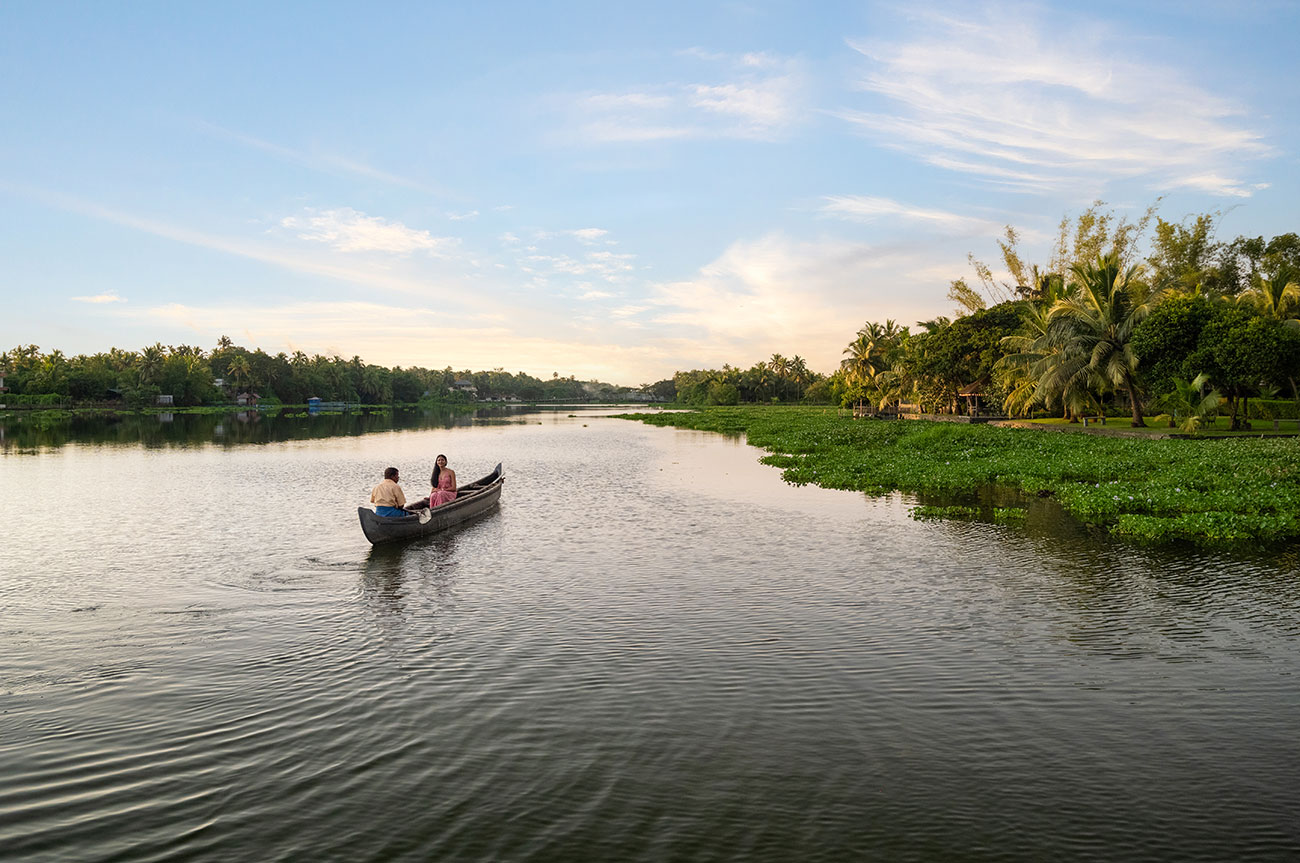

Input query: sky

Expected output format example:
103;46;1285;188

2;0;1297;386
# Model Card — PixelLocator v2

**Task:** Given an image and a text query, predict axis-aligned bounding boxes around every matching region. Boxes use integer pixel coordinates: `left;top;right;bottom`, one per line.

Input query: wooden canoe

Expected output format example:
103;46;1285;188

358;463;504;545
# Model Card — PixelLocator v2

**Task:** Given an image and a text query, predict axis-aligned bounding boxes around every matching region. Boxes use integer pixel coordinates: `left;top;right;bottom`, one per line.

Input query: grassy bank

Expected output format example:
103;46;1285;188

616;406;1300;545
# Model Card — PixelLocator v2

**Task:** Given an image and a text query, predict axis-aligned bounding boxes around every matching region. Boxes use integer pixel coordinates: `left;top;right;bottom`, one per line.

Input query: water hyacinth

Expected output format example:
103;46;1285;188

619;407;1300;546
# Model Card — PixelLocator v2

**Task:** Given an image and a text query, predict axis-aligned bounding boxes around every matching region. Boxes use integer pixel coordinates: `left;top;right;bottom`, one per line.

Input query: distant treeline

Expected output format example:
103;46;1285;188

0;337;671;407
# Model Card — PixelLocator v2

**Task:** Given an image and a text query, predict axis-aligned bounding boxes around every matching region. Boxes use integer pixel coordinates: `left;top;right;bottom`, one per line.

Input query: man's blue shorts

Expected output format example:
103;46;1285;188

375;506;411;518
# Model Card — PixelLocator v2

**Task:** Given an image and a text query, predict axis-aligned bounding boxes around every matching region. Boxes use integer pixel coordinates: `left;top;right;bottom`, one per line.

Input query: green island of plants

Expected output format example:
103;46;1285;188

617;406;1300;546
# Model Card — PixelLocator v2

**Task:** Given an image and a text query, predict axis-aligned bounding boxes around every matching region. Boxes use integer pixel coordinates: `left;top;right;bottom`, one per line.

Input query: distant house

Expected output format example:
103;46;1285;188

156;394;174;406
236;392;260;406
307;397;322;408
451;379;478;396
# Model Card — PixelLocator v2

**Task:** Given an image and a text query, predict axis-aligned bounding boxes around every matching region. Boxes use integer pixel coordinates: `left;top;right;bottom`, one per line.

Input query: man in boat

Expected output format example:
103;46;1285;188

370;466;412;518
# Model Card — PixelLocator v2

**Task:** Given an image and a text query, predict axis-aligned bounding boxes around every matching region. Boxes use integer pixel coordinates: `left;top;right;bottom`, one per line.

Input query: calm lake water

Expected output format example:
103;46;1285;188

2;407;1298;862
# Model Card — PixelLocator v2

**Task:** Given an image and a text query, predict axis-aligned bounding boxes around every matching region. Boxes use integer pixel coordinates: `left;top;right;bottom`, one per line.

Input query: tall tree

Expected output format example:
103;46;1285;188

1049;254;1155;427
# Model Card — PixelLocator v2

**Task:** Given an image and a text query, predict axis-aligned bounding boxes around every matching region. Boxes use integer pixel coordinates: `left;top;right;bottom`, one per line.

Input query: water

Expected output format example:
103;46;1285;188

2;408;1298;862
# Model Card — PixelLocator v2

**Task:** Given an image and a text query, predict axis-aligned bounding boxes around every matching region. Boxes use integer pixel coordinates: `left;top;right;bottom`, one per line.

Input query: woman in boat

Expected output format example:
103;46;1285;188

428;454;458;507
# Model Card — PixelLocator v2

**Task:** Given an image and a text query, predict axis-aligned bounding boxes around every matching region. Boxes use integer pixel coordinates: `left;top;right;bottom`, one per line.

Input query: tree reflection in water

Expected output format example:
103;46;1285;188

0;406;507;451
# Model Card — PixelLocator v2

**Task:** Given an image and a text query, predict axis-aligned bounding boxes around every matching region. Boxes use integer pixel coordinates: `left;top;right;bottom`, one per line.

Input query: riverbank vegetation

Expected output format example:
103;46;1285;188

0;337;652;409
618;406;1300;545
667;204;1300;435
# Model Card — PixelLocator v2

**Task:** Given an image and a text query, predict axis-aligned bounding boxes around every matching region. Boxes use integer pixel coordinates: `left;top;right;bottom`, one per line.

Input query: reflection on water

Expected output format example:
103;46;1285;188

2;410;1299;862
0;405;542;451
361;533;465;621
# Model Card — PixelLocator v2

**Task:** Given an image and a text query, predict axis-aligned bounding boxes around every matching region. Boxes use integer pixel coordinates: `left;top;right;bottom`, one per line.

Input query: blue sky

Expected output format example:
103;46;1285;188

2;1;1295;384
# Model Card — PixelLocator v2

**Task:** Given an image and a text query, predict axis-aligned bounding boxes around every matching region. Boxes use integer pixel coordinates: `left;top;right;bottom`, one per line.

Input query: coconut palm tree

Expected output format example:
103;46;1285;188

227;355;252;393
1237;265;1300;325
917;316;951;334
1048;253;1155;427
138;343;165;386
768;354;790;400
997;301;1100;420
1162;373;1222;434
788;355;811;399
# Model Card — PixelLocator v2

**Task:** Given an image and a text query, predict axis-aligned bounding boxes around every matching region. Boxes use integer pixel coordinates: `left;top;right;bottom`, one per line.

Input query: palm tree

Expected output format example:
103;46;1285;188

1161;373;1221;434
788;355;811;399
1238;265;1300;324
227;356;252;393
997;301;1099;420
841;334;873;379
767;354;789;400
138;343;165;386
1048;253;1155;427
360;365;391;403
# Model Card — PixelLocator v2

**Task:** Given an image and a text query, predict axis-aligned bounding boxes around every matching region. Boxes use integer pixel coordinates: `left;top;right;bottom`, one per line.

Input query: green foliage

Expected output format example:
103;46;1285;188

910;504;980;520
3;341;641;409
672;356;822;405
1;393;65;405
1250;400;1300;420
619;406;1300;546
901;303;1021;412
707;381;741;405
1131;295;1215;395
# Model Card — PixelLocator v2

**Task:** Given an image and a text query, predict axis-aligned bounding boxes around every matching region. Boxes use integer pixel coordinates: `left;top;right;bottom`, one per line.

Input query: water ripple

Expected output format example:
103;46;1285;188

2;417;1299;861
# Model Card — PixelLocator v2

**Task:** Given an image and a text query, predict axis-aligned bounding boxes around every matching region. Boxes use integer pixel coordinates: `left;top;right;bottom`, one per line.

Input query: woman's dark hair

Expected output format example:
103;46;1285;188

431;454;447;488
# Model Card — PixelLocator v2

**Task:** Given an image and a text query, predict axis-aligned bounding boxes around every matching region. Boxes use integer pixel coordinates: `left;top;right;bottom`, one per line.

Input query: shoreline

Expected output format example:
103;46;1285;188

615;405;1300;546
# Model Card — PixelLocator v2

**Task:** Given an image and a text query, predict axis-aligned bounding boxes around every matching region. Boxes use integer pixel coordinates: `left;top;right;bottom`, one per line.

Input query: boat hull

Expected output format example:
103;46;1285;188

358;463;504;545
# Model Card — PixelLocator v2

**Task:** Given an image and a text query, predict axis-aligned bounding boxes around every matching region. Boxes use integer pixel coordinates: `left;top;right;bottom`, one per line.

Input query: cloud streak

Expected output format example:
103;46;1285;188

193;120;451;196
568;51;806;143
820;195;1001;236
7;183;486;305
843;6;1271;196
281;208;457;255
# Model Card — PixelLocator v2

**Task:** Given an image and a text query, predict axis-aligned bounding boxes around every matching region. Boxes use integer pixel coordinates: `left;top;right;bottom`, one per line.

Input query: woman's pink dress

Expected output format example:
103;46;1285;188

429;471;458;507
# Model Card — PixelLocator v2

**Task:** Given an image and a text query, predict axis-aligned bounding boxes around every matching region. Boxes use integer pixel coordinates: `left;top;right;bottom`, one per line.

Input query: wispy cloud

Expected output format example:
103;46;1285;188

820;195;1000;235
842;6;1271;196
568;51;806;143
72;292;126;304
646;232;955;371
193;120;451;196
281;207;457;255
507;227;637;286
7;183;482;301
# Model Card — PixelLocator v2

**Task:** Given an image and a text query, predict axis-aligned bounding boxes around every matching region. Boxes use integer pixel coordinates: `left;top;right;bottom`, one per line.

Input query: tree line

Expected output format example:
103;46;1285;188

659;203;1300;432
0;336;650;407
837;204;1300;430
